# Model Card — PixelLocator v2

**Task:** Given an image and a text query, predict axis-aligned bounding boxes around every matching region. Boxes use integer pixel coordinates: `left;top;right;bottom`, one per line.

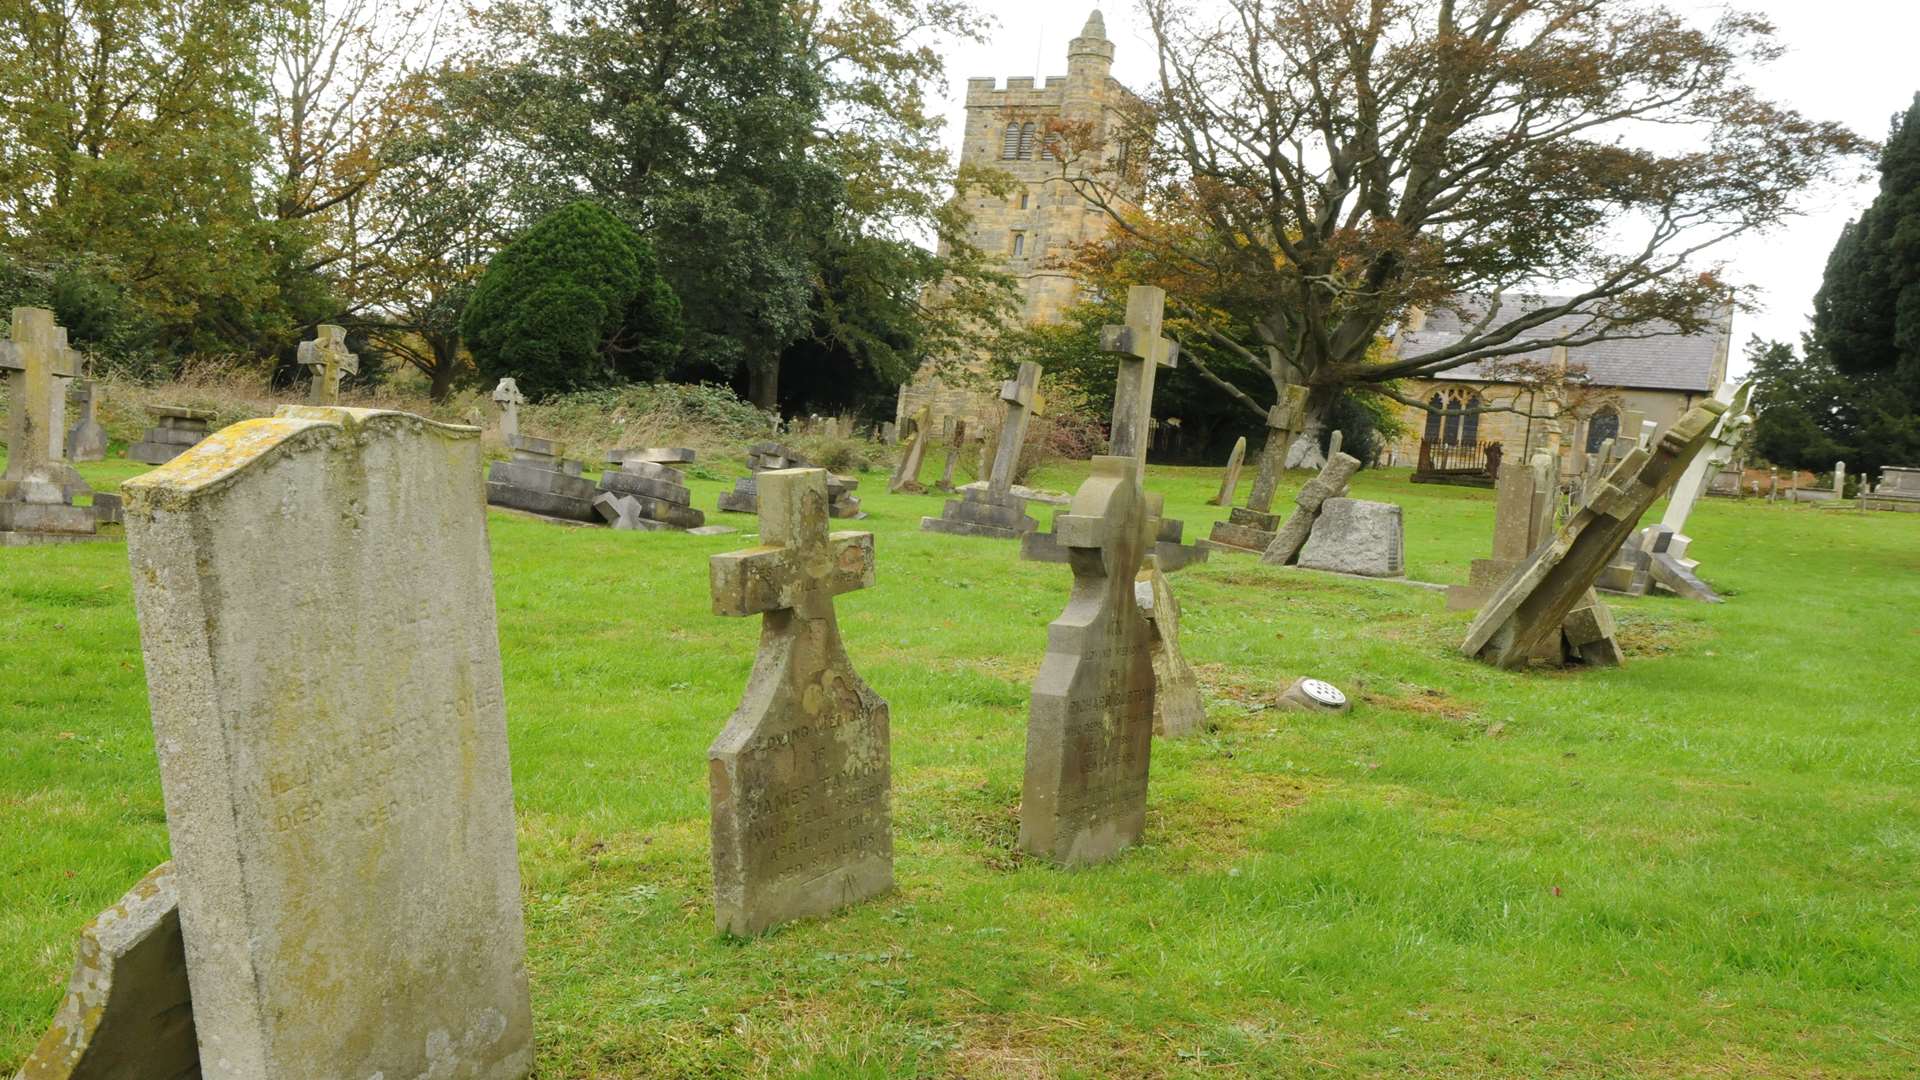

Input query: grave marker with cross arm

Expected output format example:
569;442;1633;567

1245;385;1310;514
491;378;526;440
1102;285;1179;466
987;362;1042;502
1;307;84;511
708;468;892;935
297;324;359;404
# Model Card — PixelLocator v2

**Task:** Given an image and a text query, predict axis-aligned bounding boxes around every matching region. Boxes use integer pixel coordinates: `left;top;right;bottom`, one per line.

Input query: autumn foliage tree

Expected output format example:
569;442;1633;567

1055;0;1869;446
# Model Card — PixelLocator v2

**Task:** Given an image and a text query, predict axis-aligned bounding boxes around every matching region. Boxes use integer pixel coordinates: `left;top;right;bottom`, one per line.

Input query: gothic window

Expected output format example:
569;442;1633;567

1461;392;1482;445
1423;393;1445;443
1019;123;1037;160
1001;123;1022;159
1586;406;1620;453
1442;393;1464;446
1012;232;1025;257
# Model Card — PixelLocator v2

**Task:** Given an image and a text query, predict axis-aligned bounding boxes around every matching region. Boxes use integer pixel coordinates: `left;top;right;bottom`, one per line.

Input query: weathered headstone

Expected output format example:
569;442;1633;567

887;404;933;493
1021;455;1157;865
64;379;107;462
1204;386;1309;554
127;405;215;466
121;405;533;1078
13;864;197;1080
1447;452;1557;612
922;362;1042;539
491;377;526;440
296;323;358;404
719;443;861;518
597;450;706;529
1136;558;1204;737
879;420;897;445
1258;451;1361;565
1463;399;1726;669
708;468;891;935
1102;285;1179;464
1833;460;1847;500
936;419;968;493
594;491;672;531
1295;498;1405;578
1211;436;1247;506
1;307;95;544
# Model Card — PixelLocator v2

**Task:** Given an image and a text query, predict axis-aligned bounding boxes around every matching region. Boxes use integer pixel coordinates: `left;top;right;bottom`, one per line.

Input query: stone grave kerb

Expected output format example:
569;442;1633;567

1101;285;1179;465
297;323;359;404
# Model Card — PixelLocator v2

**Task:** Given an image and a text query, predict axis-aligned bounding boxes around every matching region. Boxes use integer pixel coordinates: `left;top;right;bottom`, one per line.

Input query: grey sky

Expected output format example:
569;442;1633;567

932;1;1920;376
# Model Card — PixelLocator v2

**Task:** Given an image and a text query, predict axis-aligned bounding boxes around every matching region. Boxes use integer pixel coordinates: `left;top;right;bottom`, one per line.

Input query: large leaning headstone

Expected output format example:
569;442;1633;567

708;469;891;935
887;403;934;493
13;864;197;1080
1462;399;1727;669
1259;451;1361;566
121;405;533;1078
922;362;1042;539
1022;455;1157;865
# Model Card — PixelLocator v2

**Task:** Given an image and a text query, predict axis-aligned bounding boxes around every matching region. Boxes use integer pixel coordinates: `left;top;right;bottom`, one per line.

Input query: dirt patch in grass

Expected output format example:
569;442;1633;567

1153;763;1321;871
1613;608;1716;657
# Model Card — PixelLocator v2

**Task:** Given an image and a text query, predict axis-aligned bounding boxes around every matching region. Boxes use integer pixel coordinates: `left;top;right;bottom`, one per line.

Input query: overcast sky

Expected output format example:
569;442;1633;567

931;1;1920;376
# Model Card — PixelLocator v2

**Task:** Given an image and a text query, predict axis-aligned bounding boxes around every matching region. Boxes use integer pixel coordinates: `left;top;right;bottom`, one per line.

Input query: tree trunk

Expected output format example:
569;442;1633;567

428;336;461;402
1284;386;1341;471
747;358;780;414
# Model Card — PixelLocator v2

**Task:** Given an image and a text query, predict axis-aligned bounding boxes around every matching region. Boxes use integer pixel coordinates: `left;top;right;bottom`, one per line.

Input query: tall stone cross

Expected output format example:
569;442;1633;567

1101;285;1179;465
298;323;359;404
708;468;891;936
1021;455;1158;865
987;361;1043;501
1245;385;1310;514
491;377;526;440
1;307;81;502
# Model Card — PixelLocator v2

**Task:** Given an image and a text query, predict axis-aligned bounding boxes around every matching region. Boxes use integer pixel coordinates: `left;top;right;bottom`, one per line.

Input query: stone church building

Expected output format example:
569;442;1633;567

1385;298;1736;470
895;10;1141;435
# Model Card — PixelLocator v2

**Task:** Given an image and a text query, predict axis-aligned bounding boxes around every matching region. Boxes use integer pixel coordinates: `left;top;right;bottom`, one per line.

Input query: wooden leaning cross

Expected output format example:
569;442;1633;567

708;468;892;935
1102;285;1179;464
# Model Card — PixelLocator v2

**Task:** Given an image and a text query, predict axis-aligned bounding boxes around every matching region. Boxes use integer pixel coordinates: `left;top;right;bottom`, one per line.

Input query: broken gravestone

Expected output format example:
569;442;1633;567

121;405;533;1078
1462;399;1727;669
1259;451;1361;566
708;468;891;935
1135;557;1205;737
1022;455;1157;865
887;403;933;493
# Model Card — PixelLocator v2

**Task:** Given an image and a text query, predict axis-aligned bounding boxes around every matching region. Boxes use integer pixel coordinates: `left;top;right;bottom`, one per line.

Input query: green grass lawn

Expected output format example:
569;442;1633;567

3;451;1918;1077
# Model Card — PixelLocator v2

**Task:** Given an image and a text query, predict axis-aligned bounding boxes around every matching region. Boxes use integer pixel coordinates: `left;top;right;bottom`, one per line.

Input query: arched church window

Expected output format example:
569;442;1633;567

1461;392;1482;445
1442;392;1464;445
1002;123;1022;160
1586;406;1620;453
1012;232;1025;257
1423;393;1445;443
1019;123;1036;160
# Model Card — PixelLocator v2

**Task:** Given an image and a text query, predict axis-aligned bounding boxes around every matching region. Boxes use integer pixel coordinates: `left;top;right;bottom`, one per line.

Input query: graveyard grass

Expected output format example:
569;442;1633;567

4;452;1918;1078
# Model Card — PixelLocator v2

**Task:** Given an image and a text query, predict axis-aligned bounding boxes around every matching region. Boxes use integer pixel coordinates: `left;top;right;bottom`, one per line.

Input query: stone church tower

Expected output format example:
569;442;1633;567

901;9;1144;432
950;9;1142;323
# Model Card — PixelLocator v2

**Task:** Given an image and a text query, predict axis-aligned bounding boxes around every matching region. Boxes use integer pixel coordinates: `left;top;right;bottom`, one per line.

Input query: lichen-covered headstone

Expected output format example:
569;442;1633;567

122;406;533;1079
65;379;107;462
1135;558;1204;738
1022;455;1157;865
295;323;358;404
14;864;197;1080
1211;437;1247;506
0;307;94;543
708;468;892;935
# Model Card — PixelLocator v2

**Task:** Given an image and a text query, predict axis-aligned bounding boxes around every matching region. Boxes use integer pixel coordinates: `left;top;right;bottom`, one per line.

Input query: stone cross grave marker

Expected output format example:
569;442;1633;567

65;378;107;461
1211;436;1247;506
121;406;533;1078
708;468;892;935
296;323;359;404
887;403;933;493
491;377;526;440
1260;451;1361;565
1022;455;1158;865
1246;386;1310;514
1462;399;1727;669
937;419;967;492
1;307;81;501
989;363;1042;500
921;362;1043;539
1102;285;1179;464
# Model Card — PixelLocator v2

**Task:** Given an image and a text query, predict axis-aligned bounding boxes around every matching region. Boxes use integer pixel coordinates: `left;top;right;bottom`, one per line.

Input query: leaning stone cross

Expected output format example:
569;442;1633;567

1102;285;1179;465
708;468;892;935
988;361;1043;501
1245;385;1310;514
1;307;81;501
491;377;526;440
297;323;359;404
1021;454;1158;865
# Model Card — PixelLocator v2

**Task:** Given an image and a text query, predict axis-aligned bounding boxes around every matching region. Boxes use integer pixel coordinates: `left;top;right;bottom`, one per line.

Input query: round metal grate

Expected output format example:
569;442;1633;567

1300;678;1347;707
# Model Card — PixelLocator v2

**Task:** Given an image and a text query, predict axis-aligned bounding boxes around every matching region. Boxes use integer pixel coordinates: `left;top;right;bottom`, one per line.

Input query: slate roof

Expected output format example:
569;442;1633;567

1393;296;1731;393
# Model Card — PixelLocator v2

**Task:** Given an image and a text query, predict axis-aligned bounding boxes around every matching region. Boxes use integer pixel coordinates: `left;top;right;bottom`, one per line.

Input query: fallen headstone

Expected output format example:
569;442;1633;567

121;405;533;1078
718;443;861;518
597;450;706;529
487;432;598;521
708;468;891;935
1257;451;1361;565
